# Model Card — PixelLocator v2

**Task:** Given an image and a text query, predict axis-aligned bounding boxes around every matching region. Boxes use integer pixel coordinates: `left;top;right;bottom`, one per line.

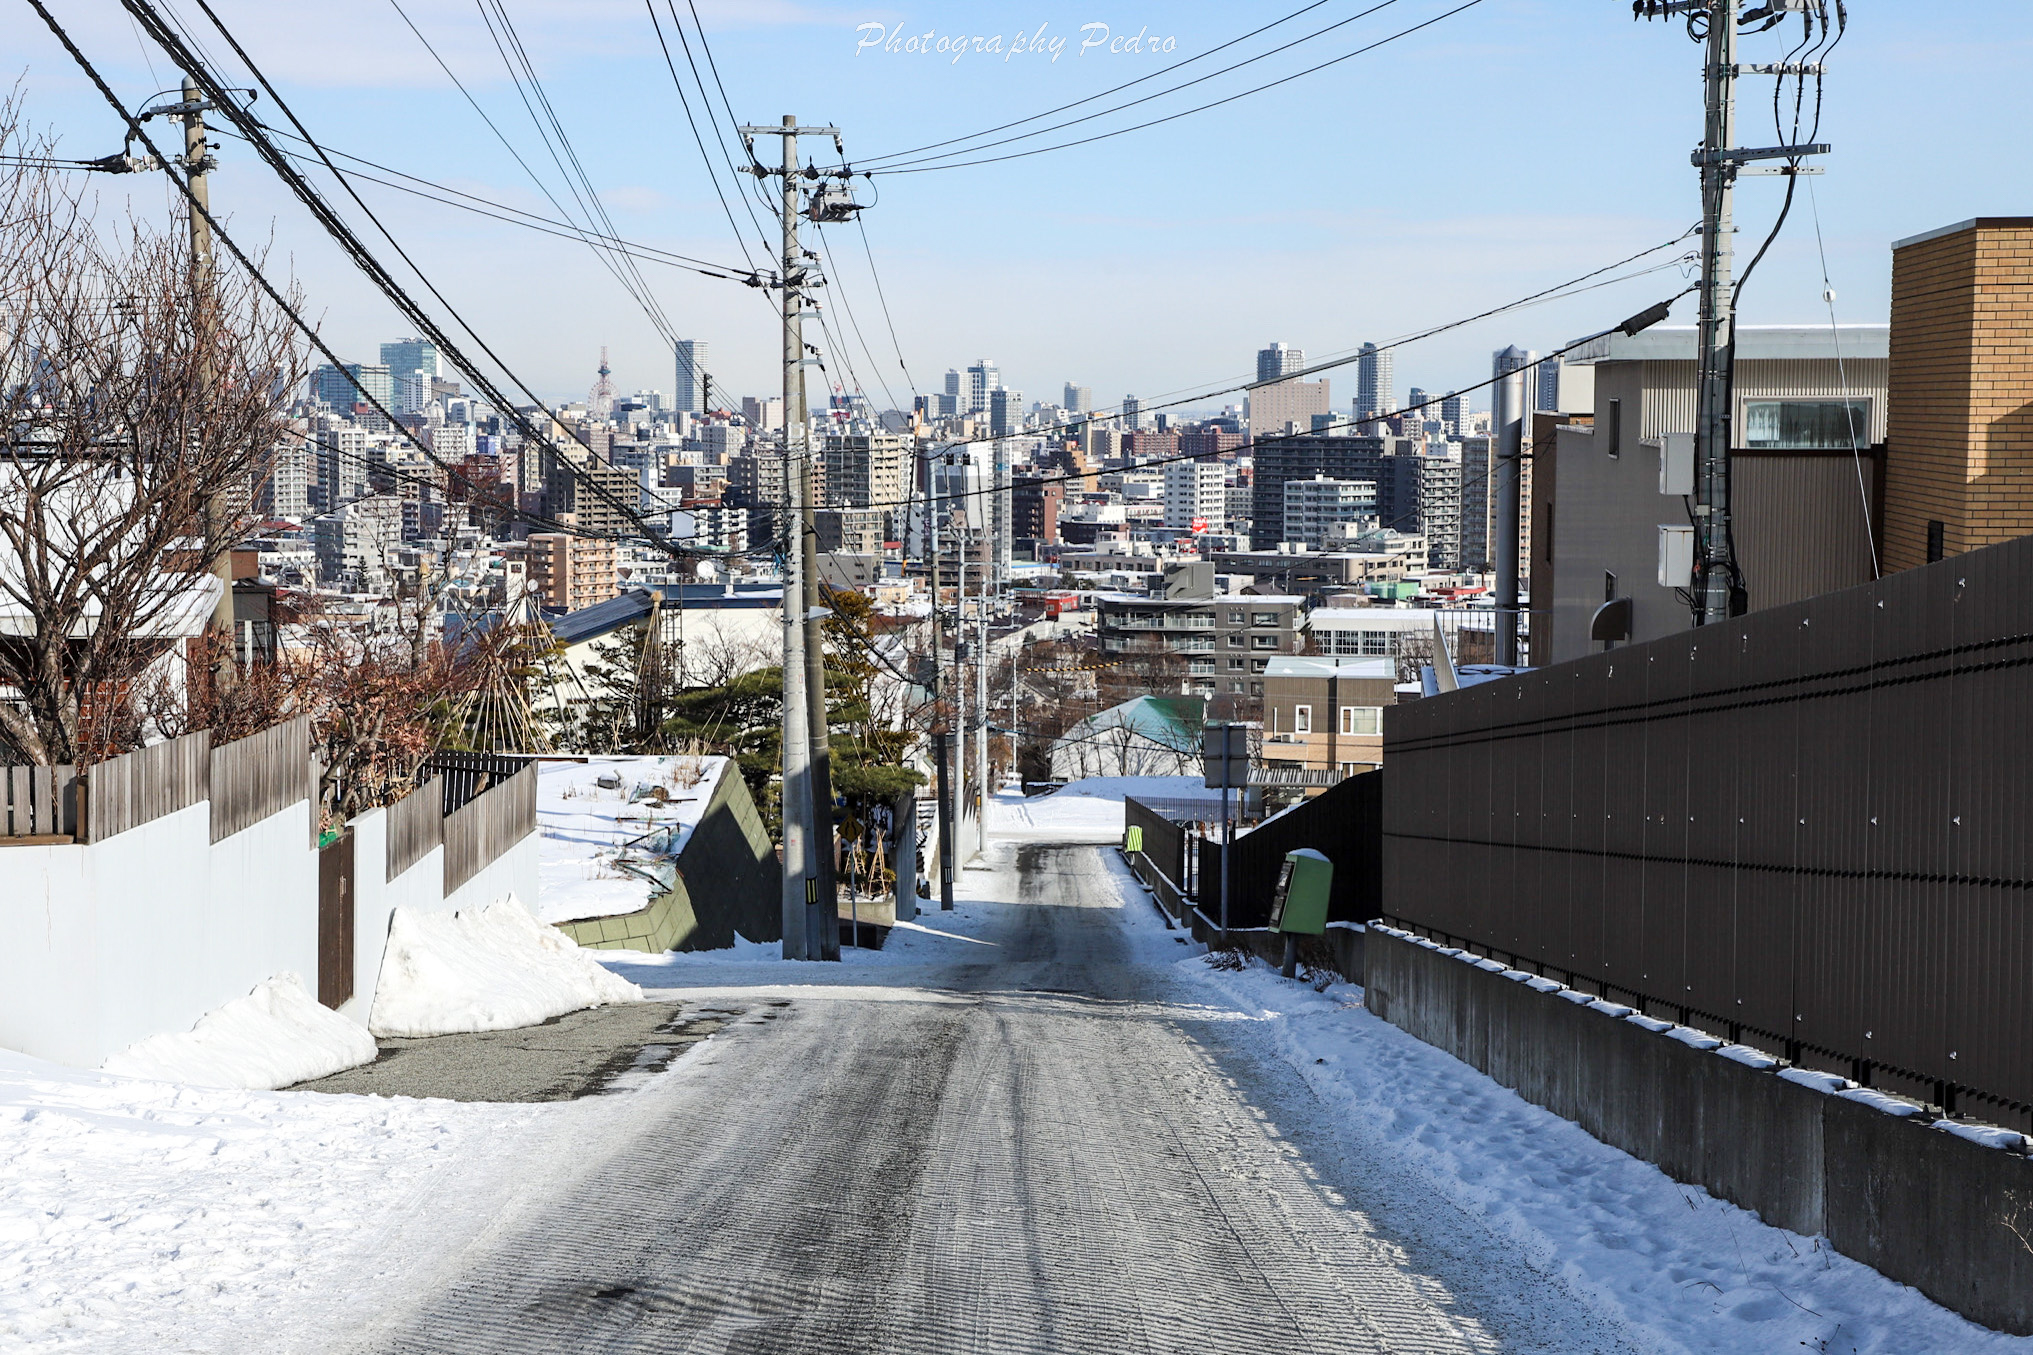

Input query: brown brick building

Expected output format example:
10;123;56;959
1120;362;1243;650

520;533;618;611
1882;217;2033;572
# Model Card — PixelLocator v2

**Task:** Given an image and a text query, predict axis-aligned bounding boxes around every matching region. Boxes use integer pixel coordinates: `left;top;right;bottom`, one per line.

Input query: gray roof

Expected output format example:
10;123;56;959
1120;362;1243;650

1566;324;1888;365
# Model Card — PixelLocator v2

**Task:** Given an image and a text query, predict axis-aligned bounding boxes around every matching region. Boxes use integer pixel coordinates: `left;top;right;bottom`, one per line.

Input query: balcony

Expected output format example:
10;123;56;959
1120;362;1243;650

1110;614;1215;631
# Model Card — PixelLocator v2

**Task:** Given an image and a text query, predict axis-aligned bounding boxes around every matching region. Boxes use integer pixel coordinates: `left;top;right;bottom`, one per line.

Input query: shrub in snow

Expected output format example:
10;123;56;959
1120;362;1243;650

101;974;378;1090
368;894;642;1039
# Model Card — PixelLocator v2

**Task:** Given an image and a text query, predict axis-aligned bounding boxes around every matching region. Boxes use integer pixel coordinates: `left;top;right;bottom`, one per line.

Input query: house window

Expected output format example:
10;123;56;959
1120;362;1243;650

1250;681;1263;696
1227;609;1245;623
1227;634;1245;647
1927;520;1945;563
1294;705;1312;734
1340;706;1383;736
1231;680;1246;693
1228;657;1246;670
1361;631;1389;656
1251;611;1279;627
1741;398;1871;451
1250;658;1269;673
1250;634;1277;650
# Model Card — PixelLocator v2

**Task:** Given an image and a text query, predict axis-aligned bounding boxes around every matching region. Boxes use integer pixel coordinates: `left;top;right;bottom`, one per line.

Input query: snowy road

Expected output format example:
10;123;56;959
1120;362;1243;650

354;845;1635;1354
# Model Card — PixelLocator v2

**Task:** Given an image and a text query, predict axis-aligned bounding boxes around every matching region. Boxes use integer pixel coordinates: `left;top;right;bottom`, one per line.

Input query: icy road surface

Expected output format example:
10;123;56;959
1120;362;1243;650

355;844;1636;1354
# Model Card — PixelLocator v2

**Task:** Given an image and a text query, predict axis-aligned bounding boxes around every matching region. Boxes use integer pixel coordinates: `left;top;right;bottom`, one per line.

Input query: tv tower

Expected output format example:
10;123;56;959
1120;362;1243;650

588;346;616;417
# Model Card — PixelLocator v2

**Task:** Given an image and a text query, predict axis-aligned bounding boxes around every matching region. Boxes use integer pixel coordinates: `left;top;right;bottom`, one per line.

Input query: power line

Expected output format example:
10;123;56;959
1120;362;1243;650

868;0;1486;176
643;0;765;274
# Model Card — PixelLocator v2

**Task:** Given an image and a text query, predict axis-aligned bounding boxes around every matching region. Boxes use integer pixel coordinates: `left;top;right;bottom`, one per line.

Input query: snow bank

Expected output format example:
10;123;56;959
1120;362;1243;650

537;755;729;924
99;974;377;1090
368;894;642;1038
989;776;1230;843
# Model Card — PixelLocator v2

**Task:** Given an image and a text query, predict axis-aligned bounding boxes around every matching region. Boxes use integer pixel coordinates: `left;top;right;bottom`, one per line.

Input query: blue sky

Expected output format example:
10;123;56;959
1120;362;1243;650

13;0;2029;413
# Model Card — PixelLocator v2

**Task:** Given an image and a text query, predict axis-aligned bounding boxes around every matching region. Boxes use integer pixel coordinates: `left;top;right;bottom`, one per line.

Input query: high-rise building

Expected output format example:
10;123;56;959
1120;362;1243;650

674;339;710;413
1251;434;1407;547
1162;459;1226;532
965;359;1000;415
989;387;1023;438
1281;476;1379;550
379;339;439;415
1250;378;1331;441
1122;395;1145;432
1063;383;1092;414
822;431;910;537
1535;354;1562;413
1354;343;1394;431
740;395;783;432
261;439;312;518
1493;344;1539;391
311;362;393;415
1257;342;1304;384
1439;392;1467;437
1458;434;1494;570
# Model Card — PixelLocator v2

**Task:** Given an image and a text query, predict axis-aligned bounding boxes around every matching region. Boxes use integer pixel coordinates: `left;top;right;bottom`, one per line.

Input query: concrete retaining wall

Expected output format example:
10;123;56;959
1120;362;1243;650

1366;926;2033;1335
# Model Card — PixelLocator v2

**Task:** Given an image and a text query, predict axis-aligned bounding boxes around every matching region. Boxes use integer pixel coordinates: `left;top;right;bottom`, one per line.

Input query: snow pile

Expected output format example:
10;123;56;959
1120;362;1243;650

99;974;377;1090
537;755;728;925
0;1047;550;1351
369;894;642;1038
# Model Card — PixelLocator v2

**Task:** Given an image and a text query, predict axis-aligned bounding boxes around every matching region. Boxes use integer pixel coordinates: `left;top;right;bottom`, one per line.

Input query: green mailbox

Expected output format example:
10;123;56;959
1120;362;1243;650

1270;849;1333;936
1270;849;1333;978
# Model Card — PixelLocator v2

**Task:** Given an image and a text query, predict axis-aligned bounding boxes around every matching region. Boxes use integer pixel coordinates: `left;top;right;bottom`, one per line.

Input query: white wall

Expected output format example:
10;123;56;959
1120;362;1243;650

0;787;539;1064
0;799;317;1069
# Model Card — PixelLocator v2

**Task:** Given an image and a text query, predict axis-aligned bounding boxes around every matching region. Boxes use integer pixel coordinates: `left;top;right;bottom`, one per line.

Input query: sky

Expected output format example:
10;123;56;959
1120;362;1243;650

10;0;2029;415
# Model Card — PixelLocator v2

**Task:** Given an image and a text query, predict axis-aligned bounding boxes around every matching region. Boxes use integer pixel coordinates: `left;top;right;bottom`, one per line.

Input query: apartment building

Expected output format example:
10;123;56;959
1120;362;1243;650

522;532;619;611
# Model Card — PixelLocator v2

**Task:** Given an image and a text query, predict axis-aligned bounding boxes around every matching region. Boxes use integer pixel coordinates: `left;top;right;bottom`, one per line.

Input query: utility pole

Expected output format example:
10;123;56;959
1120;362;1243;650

927;448;954;909
177;76;236;691
1638;0;1830;625
1492;353;1525;667
739;115;848;959
975;559;988;859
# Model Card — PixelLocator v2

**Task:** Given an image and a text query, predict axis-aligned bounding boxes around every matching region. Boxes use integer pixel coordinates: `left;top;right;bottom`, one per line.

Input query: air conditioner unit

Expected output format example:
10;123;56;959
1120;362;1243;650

1658;524;1695;588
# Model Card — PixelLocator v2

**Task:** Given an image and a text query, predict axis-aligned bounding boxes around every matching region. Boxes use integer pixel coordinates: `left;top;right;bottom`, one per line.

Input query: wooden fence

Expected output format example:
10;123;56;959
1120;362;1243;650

442;762;537;896
1;764;79;840
209;716;313;843
83;731;211;844
385;776;443;882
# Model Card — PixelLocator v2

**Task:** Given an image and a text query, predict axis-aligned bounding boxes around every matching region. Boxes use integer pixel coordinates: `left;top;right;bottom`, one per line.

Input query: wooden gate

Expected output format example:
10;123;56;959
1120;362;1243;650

317;830;355;1008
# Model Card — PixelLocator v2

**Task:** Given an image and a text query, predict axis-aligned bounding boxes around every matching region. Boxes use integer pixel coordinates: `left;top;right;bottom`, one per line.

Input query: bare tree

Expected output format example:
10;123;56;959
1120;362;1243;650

0;99;304;764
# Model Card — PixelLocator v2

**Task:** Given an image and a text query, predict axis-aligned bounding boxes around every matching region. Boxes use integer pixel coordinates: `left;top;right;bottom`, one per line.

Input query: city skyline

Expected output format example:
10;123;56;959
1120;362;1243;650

12;3;2021;406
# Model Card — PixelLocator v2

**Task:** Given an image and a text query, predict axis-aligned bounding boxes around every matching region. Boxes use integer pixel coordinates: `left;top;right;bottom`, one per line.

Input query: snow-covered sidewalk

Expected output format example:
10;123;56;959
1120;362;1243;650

1183;951;2033;1355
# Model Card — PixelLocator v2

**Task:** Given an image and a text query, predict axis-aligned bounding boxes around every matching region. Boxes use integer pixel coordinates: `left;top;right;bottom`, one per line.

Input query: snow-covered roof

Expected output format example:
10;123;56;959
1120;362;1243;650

1262;655;1396;681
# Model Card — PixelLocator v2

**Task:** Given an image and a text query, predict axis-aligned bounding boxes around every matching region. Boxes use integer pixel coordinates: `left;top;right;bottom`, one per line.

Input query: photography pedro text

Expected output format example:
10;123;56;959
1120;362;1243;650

855;22;1178;65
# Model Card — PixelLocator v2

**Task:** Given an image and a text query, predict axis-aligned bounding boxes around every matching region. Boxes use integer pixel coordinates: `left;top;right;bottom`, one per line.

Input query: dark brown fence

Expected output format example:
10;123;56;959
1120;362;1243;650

1196;770;1383;929
83;732;210;843
1383;531;2033;1126
443;762;537;896
210;716;313;842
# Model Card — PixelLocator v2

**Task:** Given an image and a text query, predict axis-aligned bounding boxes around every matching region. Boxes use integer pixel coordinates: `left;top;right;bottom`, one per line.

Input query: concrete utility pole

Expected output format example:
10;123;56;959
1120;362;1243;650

178;76;236;690
974;560;988;859
1492;354;1525;667
928;450;954;910
1691;2;1740;626
1638;0;1830;624
741;114;843;959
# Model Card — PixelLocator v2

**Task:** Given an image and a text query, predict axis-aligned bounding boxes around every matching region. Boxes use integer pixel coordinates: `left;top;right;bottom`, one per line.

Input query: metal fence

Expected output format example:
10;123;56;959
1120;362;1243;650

1383;531;2033;1125
423;750;533;816
1196;770;1382;929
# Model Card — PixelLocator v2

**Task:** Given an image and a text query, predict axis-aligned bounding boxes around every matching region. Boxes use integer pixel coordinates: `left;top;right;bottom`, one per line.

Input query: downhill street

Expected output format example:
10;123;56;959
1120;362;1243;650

348;843;1636;1354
